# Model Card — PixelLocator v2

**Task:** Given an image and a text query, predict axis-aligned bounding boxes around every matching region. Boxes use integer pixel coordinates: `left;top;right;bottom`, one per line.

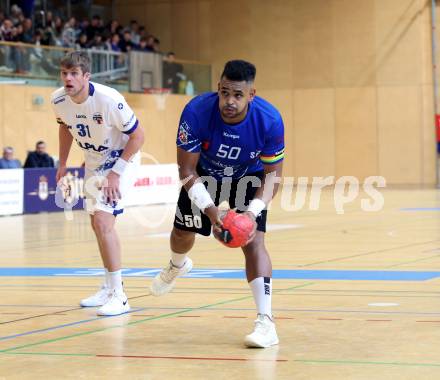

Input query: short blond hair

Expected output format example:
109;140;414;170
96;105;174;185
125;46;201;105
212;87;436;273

60;51;91;74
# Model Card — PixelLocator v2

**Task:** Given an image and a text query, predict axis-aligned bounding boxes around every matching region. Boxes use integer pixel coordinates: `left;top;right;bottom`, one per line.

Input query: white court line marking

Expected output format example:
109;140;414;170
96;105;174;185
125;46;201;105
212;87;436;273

368;303;399;307
146;224;303;238
266;224;303;232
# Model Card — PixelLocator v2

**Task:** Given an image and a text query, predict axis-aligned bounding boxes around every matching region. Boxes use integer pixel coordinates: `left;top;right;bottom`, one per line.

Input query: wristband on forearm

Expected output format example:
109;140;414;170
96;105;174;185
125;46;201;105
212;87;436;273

111;158;128;175
187;182;214;211
247;198;266;218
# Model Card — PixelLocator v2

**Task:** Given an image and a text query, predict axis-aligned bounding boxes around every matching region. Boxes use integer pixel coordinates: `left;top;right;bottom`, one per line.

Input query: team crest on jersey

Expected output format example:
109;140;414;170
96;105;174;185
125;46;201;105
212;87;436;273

93;112;103;124
178;123;189;144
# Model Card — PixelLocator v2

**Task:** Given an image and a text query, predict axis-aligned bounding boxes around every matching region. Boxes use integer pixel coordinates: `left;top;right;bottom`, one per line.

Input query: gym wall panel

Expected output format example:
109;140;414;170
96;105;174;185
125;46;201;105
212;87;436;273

114;1;173;53
332;0;376;87
377;86;422;184
113;3;146;28
374;0;426;86
421;84;436;184
209;0;253;82
163;95;189;161
125;93;187;165
124;93;190;164
197;1;212;62
123;94;165;163
3;86;28;164
170;1;199;60
421;0;434;86
436;2;440;108
291;0;334;89
335;87;378;179
258;89;294;178
144;2;172;53
248;0;294;91
293;88;335;177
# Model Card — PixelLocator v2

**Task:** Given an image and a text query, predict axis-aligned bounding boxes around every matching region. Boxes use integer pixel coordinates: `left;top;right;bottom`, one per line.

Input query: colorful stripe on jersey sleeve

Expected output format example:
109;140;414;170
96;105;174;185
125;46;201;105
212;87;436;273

260;148;285;164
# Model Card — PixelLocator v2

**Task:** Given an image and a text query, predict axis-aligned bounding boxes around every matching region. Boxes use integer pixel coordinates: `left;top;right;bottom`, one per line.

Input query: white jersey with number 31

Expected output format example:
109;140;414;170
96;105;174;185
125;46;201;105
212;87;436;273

50;82;139;171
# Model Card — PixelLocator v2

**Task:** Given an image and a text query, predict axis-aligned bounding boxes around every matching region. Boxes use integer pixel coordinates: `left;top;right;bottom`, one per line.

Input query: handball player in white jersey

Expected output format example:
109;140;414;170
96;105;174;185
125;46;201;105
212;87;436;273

51;51;145;316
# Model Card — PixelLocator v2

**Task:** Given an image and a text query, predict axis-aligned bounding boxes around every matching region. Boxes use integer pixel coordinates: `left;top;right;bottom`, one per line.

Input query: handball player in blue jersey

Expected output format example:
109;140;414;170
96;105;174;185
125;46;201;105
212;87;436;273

151;60;285;348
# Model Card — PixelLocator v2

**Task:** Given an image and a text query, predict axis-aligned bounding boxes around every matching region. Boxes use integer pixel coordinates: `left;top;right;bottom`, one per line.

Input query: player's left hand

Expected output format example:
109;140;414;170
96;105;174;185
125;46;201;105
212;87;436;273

243;211;257;245
103;171;121;206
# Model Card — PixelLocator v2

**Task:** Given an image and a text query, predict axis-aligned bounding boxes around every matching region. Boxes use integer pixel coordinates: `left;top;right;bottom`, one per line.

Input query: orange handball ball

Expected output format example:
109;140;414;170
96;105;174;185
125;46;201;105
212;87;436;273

215;210;255;248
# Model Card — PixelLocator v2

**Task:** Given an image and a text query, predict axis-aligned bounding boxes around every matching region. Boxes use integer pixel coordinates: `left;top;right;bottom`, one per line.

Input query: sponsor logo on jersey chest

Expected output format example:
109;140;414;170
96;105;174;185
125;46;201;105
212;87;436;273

93;112;103;124
76;140;108;152
223;131;240;139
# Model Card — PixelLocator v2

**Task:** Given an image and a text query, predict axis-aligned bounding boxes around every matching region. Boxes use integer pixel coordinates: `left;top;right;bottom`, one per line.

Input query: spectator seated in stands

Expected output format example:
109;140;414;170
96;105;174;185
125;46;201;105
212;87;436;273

23;141;55;168
137;36;154;52
163;52;184;93
76;33;88;49
119;30;135;52
0;6;161;78
0;146;21;169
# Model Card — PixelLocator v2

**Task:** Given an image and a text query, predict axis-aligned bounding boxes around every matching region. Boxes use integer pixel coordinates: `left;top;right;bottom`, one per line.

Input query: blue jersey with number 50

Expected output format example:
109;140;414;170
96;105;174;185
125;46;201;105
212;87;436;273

176;92;285;180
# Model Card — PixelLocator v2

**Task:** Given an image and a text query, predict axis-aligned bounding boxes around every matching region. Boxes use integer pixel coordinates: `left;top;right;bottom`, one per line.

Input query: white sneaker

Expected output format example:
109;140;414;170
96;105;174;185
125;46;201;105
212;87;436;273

97;290;130;316
244;314;279;348
150;258;193;296
79;286;111;307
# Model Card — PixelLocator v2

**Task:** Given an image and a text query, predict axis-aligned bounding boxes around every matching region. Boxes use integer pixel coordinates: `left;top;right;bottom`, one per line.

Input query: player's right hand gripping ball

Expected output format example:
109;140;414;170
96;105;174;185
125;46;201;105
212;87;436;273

216;210;255;248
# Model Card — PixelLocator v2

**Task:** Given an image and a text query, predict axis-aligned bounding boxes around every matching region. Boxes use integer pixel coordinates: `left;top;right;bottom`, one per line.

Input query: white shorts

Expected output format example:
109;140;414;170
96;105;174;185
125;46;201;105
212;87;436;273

83;153;140;216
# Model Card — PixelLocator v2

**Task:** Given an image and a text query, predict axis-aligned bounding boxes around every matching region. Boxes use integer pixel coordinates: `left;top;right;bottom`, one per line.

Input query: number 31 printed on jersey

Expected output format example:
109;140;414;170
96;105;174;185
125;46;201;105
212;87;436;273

76;124;91;138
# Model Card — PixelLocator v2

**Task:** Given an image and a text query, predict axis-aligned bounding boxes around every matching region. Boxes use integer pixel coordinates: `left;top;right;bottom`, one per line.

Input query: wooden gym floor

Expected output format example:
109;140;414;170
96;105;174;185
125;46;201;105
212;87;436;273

1;187;440;379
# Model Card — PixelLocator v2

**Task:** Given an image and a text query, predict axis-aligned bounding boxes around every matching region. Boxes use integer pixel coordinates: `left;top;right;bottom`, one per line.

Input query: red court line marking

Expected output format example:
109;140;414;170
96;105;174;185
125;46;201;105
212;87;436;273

224;316;247;319
96;354;288;362
365;319;392;322
132;315;155;317
416;320;440;323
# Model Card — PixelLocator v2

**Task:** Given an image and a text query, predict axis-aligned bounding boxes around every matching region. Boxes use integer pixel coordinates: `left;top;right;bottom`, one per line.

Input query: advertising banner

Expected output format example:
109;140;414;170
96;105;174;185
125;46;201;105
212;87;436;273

0;169;24;216
23;167;85;214
125;164;179;206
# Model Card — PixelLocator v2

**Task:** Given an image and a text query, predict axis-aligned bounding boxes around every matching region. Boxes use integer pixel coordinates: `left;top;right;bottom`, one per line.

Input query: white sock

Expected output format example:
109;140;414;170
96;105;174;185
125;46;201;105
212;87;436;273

104;268;110;288
171;251;187;268
108;270;123;293
249;277;272;317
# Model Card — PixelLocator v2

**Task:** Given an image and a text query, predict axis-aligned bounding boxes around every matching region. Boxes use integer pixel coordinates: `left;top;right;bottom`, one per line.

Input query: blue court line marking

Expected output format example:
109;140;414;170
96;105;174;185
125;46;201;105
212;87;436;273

0;307;145;342
400;207;440;211
0;267;439;281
